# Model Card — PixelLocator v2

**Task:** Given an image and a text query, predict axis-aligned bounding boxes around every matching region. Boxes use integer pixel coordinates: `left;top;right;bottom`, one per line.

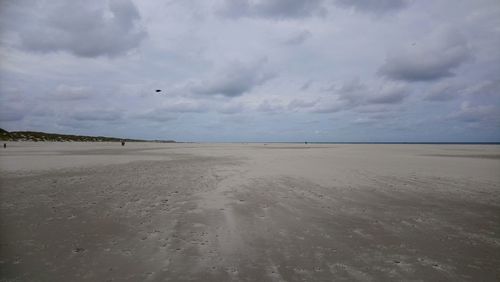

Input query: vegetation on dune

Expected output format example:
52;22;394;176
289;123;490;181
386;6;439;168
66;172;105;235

0;128;174;143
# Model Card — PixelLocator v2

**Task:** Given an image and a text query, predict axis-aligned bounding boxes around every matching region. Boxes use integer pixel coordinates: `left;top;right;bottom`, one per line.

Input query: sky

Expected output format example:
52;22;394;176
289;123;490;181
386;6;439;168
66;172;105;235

0;0;499;142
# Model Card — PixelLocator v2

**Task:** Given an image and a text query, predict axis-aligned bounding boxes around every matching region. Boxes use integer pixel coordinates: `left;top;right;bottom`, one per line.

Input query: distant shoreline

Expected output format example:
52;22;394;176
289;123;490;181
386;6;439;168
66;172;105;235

1;128;497;144
0;128;175;143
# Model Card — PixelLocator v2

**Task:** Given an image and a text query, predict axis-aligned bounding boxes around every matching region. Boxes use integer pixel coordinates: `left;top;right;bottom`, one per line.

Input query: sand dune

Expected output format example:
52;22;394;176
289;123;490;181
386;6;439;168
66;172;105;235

1;142;499;281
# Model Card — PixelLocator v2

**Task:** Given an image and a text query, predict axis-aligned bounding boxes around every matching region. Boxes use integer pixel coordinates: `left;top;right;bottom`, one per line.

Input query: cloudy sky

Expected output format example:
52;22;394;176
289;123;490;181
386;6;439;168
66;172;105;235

1;0;499;142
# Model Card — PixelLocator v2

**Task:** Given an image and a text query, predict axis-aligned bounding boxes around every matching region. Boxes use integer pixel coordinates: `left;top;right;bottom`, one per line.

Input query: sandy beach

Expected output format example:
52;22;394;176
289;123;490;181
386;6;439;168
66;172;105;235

1;142;499;281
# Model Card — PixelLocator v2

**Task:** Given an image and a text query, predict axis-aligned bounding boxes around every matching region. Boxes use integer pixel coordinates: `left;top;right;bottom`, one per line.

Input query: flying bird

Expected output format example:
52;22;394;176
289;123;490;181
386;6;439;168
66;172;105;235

155;89;162;93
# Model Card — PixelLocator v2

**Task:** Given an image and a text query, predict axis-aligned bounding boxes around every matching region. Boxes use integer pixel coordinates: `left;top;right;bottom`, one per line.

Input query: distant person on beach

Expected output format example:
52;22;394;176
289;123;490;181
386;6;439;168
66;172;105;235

121;141;125;146
3;143;6;148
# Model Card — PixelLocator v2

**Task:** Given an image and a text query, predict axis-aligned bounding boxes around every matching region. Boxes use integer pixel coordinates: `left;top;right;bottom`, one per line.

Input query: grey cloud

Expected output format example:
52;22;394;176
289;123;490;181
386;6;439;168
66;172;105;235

311;83;357;113
424;81;460;102
425;79;500;102
220;114;252;124
136;110;176;122
449;102;496;123
70;110;122;121
300;80;313;91
219;0;326;19
191;60;274;97
462;79;500;98
0;91;32;122
0;87;23;102
218;0;411;19
310;101;343;113
50;85;92;101
335;0;412;14
354;104;396;114
335;79;366;106
0;110;24;122
288;99;317;110
310;79;408;113
31;108;56;117
134;101;207;123
257;100;285;113
160;101;207;113
379;30;471;82
337;79;408;106
284;30;312;45
366;83;408;104
218;103;246;114
57;120;93;129
16;0;146;57
351;116;385;125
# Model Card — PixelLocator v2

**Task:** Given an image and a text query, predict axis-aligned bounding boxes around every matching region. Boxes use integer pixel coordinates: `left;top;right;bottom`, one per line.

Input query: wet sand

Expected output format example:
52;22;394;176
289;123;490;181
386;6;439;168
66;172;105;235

1;142;499;281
